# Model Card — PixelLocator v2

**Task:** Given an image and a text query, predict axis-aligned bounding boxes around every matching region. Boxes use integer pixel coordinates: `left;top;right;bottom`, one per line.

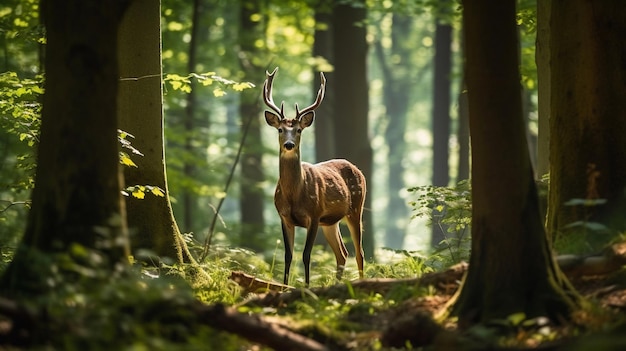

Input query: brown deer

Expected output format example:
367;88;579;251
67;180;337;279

262;67;366;286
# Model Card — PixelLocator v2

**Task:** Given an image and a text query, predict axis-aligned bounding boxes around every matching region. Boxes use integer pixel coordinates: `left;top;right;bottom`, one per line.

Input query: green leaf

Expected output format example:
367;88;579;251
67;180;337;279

507;312;526;326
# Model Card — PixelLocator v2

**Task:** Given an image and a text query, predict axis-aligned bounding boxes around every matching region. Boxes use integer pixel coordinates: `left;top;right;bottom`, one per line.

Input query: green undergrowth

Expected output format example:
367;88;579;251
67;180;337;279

0;241;440;350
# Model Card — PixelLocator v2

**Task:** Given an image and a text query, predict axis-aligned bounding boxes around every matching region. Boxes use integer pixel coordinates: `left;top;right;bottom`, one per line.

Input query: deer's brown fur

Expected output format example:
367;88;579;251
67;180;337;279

263;67;366;286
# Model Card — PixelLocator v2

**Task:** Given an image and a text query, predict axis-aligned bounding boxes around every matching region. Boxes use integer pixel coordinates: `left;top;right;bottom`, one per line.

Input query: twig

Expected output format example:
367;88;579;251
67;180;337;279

0;200;31;214
200;100;255;261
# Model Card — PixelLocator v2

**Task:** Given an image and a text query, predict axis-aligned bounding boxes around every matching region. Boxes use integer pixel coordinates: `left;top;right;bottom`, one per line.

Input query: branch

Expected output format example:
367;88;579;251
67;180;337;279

237;262;467;308
0;200;30;214
199;303;329;351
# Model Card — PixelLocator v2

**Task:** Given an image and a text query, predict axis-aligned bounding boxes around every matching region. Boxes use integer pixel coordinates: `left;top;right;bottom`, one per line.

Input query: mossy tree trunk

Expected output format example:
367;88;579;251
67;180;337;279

547;1;626;240
1;0;130;294
117;0;183;262
452;0;581;325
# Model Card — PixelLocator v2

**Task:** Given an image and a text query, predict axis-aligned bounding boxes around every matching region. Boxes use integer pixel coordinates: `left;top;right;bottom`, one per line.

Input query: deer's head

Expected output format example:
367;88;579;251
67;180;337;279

263;67;326;156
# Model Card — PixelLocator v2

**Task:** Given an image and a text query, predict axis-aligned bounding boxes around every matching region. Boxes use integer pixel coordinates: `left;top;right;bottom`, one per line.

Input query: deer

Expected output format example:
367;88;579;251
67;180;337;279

262;67;366;286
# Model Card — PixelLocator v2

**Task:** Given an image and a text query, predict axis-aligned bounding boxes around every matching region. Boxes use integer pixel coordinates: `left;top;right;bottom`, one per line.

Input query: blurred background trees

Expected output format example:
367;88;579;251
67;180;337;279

0;0;544;265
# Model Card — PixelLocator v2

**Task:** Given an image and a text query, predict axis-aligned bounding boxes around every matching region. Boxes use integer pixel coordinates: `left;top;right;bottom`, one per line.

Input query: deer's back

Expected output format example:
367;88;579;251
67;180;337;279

304;159;366;225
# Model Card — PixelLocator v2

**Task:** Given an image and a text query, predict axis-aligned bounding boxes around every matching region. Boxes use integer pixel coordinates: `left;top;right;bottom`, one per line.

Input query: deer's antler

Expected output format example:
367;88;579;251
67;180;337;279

263;67;285;119
295;72;326;120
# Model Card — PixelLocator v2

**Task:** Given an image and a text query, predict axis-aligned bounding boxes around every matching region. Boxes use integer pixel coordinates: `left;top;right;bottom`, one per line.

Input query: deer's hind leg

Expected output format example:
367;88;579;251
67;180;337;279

345;212;365;279
322;223;348;280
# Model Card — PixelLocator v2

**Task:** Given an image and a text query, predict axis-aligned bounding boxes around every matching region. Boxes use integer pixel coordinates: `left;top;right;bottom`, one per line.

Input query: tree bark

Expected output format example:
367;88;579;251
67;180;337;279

332;0;374;260
313;2;335;163
535;0;550;181
1;0;130;293
547;0;626;239
238;0;266;251
181;0;202;234
452;0;580;325
118;0;183;261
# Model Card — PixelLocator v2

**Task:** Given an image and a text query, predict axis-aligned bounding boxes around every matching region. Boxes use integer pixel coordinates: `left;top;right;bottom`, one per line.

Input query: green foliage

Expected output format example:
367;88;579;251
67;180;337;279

408;180;472;265
369;248;434;279
7;244;245;350
0;72;42;251
554;197;617;255
0;71;42;186
164;72;255;96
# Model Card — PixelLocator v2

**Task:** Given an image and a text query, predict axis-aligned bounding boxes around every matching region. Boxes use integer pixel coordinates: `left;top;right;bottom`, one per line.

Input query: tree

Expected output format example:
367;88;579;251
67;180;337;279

117;0;183;261
1;0;130;293
374;14;413;249
238;0;266;251
181;0;202;233
451;0;580;324
332;0;374;260
313;1;336;164
547;1;626;241
431;12;453;247
535;0;550;180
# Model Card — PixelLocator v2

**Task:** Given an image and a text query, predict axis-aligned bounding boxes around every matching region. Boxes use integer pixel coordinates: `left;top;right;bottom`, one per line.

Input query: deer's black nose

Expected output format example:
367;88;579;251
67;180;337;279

284;141;295;150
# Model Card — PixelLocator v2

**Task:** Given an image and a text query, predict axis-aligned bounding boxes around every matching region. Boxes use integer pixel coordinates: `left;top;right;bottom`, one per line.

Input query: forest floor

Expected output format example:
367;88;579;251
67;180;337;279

234;264;626;350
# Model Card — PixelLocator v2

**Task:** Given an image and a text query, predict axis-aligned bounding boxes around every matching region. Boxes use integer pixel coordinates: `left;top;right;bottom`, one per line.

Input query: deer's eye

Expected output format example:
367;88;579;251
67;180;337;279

296;128;302;134
278;128;283;133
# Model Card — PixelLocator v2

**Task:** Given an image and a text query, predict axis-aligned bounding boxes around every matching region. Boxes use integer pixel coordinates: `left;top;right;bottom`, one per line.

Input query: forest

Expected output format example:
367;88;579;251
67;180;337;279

1;0;626;350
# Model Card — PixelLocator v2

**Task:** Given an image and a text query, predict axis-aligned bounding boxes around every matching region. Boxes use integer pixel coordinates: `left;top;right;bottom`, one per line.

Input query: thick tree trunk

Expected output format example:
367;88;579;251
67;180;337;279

238;0;266;251
452;0;580;324
118;0;182;261
313;4;335;163
547;1;626;240
332;0;374;260
312;4;335;247
181;0;202;233
1;0;130;293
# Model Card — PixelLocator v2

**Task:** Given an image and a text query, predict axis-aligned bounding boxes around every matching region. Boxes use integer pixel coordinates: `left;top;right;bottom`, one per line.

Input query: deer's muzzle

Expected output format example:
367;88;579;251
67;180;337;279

284;141;296;150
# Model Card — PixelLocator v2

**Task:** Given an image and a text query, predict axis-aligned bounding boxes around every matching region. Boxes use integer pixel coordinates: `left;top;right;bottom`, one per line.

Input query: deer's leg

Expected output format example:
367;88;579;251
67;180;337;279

281;221;295;285
346;215;365;279
321;224;348;280
302;221;320;286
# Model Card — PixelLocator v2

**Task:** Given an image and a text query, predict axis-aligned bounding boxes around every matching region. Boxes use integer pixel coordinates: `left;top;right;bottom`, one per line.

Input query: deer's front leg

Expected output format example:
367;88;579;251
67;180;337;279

281;221;295;285
302;220;320;286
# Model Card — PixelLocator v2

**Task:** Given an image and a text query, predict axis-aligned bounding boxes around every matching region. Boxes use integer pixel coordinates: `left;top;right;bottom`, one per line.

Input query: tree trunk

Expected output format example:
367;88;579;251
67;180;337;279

452;0;580;325
374;14;412;249
1;0;130;293
312;3;335;248
547;0;626;240
456;78;470;182
313;3;335;163
431;20;452;247
238;0;266;251
181;0;202;234
118;0;182;261
332;0;374;260
535;0;550;180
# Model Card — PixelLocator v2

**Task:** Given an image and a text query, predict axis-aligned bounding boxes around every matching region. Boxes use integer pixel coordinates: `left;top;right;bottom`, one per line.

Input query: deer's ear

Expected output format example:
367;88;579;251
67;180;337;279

299;111;315;128
265;111;281;128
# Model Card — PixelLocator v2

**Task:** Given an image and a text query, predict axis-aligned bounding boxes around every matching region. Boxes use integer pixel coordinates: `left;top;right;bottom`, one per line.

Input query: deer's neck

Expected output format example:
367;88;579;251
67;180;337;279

278;154;304;194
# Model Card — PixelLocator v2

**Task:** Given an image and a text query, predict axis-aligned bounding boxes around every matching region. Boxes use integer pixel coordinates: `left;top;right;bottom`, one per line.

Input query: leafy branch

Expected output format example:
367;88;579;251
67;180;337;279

164;72;255;96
